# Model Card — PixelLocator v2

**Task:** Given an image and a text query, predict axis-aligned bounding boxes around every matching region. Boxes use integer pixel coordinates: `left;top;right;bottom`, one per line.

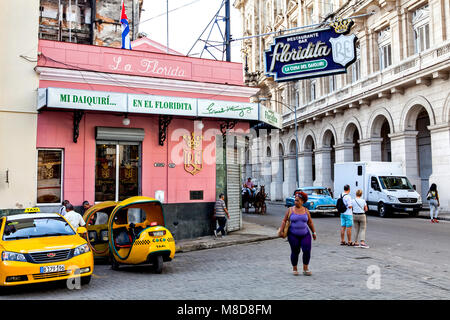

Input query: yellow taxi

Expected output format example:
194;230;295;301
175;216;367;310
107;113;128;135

0;208;94;288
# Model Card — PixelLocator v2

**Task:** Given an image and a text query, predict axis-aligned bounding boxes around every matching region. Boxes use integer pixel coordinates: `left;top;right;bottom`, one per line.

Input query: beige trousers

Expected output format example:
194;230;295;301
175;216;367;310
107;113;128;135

353;214;367;242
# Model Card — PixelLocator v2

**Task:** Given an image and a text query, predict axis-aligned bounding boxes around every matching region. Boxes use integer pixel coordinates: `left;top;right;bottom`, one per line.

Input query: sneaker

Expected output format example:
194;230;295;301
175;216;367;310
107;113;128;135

360;243;370;249
435;219;439;223
213;230;217;238
431;219;435;223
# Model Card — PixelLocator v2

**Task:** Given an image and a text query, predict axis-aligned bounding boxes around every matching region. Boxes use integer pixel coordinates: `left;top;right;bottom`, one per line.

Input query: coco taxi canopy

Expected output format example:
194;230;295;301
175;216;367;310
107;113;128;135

37;87;280;128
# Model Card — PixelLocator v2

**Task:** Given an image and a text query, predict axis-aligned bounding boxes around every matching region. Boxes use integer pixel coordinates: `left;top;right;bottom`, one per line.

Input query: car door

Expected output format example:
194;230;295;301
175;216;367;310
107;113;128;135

367;176;381;211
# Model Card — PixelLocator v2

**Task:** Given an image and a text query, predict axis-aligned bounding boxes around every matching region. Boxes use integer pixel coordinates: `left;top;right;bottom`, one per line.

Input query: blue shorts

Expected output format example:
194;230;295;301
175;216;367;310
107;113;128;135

340;214;353;228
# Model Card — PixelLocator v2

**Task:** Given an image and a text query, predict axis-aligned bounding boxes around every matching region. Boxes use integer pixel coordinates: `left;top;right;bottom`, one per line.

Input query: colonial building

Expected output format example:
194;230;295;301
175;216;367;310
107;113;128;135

234;0;450;211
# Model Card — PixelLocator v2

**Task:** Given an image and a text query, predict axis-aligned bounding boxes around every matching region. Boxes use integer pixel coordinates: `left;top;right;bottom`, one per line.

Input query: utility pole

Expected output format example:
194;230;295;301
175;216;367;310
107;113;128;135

225;0;231;61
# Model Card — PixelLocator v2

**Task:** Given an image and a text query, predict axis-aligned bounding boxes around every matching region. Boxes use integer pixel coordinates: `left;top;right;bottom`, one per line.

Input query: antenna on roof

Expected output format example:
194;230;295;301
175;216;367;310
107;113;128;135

187;0;231;61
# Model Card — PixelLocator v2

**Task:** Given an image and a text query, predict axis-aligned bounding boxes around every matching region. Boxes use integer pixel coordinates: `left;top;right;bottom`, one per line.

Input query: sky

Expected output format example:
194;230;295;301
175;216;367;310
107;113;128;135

138;0;243;62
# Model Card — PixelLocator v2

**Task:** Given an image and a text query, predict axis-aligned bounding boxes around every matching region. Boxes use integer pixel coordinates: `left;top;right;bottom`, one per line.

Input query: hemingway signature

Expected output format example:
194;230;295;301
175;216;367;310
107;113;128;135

203;103;253;118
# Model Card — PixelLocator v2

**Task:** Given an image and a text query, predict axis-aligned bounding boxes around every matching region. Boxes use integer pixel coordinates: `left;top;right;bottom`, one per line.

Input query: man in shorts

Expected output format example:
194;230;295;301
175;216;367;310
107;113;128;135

340;184;354;246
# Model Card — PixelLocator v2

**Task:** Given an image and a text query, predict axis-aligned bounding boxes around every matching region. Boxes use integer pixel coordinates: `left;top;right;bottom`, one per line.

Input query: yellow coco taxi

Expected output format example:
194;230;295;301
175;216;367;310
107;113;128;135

0;208;94;288
83;196;175;273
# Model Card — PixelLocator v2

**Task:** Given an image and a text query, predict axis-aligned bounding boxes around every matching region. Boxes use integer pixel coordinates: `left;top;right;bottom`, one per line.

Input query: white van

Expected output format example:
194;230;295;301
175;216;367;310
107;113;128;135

334;162;422;217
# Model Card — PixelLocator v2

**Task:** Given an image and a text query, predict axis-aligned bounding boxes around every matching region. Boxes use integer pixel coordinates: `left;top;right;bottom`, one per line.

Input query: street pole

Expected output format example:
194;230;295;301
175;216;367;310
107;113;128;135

166;0;169;53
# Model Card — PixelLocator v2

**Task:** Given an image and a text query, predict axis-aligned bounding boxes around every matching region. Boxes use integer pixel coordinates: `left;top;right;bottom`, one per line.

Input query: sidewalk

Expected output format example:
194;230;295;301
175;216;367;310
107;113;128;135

267;200;450;221
175;222;278;253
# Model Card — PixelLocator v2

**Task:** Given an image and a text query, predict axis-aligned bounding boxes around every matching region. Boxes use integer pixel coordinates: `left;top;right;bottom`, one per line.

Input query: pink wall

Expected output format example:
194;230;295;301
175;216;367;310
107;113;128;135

37;111;249;205
38;40;245;86
37;40;252;206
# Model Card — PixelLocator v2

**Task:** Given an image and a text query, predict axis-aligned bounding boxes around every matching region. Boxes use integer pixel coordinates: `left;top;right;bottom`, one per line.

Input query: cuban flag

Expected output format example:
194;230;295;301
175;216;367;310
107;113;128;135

121;0;132;50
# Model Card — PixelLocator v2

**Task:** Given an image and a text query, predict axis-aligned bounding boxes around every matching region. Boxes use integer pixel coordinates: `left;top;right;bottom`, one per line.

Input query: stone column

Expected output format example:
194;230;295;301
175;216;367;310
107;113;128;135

358;138;383;161
284;154;297;197
334;143;354;163
270;156;284;201
428;123;450;210
299;151;313;187
313;147;333;189
388;131;420;189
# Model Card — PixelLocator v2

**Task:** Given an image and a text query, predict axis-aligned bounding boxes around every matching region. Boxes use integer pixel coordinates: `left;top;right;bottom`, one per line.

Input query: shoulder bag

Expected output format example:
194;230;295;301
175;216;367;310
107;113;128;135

278;208;292;238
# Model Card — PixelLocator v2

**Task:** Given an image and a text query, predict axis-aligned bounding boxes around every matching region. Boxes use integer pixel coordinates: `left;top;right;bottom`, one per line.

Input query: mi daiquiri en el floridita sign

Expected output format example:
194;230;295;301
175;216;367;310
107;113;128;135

265;18;357;82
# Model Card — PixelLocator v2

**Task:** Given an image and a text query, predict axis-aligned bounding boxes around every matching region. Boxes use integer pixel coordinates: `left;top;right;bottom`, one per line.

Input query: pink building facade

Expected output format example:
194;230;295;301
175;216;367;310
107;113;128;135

36;38;260;239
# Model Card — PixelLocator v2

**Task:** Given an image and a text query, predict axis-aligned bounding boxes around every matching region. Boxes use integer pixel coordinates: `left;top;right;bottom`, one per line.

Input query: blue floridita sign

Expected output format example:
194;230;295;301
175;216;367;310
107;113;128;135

265;19;357;82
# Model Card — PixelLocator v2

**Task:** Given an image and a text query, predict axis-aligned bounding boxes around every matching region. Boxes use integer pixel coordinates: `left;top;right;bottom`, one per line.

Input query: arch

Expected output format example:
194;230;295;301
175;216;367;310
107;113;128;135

341;117;363;143
278;142;285;157
366;107;395;138
288;136;298;154
319;123;337;148
300;129;317;152
266;146;271;157
442;92;450;123
400;95;436;131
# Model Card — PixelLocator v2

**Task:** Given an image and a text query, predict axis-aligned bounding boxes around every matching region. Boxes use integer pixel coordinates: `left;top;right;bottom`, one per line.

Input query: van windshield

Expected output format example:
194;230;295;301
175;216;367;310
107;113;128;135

379;176;414;190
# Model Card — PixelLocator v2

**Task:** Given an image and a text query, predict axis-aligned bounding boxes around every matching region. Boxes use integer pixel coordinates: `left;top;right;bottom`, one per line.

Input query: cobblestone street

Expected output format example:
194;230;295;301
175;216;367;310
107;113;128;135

3;208;450;300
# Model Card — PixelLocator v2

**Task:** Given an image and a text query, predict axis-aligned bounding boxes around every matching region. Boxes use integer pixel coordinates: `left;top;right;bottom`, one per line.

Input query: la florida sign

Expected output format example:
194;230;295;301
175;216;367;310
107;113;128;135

265;19;357;82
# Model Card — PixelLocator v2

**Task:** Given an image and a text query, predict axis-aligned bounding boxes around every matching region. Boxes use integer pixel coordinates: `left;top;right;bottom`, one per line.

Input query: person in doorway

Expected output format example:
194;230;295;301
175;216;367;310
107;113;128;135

64;203;86;230
427;183;440;223
59;200;70;216
214;193;230;238
279;191;317;276
352;189;369;248
340;185;354;246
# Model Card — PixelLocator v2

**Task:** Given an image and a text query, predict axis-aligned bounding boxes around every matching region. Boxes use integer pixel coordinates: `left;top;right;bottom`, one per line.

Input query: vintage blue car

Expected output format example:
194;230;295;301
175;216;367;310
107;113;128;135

285;187;338;216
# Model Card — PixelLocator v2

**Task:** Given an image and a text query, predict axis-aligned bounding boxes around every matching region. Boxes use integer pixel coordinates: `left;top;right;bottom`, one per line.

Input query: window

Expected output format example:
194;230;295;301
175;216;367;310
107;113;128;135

37;149;63;204
310;79;317;101
328;75;336;93
351;45;361;82
412;5;430;53
3;217;75;241
378;28;392;70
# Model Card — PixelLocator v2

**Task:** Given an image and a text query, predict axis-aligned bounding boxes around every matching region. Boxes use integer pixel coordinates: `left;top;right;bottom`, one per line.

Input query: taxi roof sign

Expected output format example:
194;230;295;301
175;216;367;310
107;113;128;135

24;207;40;213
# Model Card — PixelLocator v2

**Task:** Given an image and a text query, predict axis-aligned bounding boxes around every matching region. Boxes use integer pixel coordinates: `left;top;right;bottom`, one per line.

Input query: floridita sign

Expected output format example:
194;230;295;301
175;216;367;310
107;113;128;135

265;18;357;82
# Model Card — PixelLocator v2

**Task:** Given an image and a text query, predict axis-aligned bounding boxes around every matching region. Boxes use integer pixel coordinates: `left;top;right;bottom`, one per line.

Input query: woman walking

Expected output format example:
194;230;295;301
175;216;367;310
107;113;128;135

352;189;369;248
427;183;440;223
278;192;317;276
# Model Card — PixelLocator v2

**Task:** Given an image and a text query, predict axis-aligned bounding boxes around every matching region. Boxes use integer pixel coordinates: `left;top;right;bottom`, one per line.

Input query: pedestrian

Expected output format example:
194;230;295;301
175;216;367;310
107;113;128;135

279;191;317;276
352;189;369;248
59;200;70;216
340;184;354;246
214;193;230;238
80;200;91;215
427;183;440;223
64;203;86;230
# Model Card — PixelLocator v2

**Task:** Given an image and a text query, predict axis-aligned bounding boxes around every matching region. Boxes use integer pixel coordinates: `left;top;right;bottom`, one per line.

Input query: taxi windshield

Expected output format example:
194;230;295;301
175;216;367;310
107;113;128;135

3;217;76;241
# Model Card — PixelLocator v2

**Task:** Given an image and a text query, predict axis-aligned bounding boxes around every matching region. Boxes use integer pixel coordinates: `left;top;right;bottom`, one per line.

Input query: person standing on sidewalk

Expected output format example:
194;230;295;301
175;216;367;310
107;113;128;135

352;189;369;248
279;192;317;276
214;193;230;238
427;183;440;223
340;185;354;246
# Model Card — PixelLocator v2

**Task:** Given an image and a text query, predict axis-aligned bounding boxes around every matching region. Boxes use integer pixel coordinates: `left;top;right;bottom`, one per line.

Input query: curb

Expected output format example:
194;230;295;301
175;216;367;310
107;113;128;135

176;235;279;253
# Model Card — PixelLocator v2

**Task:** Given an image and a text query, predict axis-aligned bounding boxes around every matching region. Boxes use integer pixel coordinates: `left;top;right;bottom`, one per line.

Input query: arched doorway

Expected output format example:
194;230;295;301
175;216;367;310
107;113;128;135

344;122;361;162
303;135;316;185
370;113;392;162
416;109;432;199
322;129;336;184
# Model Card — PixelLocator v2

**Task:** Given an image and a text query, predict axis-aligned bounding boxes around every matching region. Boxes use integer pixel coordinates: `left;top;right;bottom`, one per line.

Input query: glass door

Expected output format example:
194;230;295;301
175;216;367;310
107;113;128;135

95;144;117;202
95;142;141;202
118;144;140;201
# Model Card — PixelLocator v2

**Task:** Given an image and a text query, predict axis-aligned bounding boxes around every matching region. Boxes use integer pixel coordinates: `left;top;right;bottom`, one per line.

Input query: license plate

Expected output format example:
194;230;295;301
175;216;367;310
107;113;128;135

405;208;413;212
40;265;65;273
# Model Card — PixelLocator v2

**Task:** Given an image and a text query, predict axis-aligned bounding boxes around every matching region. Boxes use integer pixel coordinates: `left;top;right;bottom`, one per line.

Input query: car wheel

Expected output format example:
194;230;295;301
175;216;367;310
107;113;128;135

153;255;163;274
378;203;389;218
81;275;91;285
